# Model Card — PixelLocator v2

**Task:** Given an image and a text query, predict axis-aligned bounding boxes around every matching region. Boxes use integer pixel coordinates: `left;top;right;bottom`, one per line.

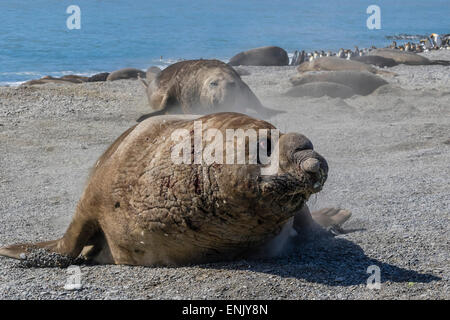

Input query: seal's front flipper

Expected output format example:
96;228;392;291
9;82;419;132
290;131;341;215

136;108;169;122
139;75;148;88
431;60;450;66
310;208;352;234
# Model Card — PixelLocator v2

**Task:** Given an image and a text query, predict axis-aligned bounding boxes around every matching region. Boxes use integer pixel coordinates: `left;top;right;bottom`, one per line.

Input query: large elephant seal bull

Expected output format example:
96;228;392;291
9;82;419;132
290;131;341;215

0;113;350;267
138;59;282;122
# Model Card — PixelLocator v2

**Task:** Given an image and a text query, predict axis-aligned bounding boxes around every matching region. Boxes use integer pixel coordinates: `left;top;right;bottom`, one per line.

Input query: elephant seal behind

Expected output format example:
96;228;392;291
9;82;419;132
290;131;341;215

368;48;450;66
60;75;89;82
229;46;289;66
107;68;146;81
368;48;431;65
290;70;388;96
297;57;395;76
351;55;398;68
138;59;282;121
87;72;110;82
21;76;83;86
0;112;350;267
285;81;355;99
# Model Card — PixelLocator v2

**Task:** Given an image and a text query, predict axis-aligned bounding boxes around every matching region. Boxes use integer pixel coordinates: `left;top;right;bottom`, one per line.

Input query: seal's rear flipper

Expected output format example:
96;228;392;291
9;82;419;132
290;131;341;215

0;212;98;266
0;244;28;260
431;60;450;66
0;239;60;260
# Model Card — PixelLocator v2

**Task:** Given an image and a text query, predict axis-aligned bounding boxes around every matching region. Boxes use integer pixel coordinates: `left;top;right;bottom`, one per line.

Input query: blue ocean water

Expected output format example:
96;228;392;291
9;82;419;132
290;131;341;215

1;0;449;85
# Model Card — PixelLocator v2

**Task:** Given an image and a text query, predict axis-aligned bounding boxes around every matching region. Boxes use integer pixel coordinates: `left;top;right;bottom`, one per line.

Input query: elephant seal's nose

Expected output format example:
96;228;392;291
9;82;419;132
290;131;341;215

301;158;320;173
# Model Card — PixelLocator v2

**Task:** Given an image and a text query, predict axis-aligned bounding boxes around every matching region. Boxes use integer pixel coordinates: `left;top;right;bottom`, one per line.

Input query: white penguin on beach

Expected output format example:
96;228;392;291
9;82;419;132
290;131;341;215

430;33;442;48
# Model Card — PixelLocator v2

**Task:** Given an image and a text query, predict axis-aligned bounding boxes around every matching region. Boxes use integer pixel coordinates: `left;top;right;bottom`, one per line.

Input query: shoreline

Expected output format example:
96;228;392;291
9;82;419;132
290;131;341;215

2;44;449;87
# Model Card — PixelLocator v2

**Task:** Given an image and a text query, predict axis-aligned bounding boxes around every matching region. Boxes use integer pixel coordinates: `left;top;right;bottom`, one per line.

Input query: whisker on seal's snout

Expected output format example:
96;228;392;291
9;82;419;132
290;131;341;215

296;156;328;192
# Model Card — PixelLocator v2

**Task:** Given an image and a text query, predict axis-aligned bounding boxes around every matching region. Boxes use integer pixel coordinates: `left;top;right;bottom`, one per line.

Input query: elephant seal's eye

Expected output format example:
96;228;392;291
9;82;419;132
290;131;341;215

257;136;272;165
210;81;219;87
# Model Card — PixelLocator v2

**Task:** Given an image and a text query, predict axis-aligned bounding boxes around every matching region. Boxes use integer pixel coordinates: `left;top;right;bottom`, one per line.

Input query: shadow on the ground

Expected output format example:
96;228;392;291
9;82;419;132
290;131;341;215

4;225;440;287
200;229;441;287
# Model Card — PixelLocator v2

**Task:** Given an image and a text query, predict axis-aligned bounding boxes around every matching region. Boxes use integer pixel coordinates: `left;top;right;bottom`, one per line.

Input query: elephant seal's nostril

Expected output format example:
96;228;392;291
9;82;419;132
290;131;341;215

301;158;320;173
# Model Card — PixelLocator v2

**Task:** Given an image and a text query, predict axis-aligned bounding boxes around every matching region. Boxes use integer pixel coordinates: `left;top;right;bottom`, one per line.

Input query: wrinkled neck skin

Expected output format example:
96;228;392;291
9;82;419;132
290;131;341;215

188;119;329;262
182;114;329;229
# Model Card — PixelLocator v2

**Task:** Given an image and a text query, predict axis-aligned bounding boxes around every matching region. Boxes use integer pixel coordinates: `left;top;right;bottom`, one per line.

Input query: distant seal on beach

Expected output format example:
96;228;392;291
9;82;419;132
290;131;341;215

107;68;146;81
368;48;450;66
350;55;398;68
60;75;89;82
0;112;350;267
368;48;431;65
285;81;355;99
229;46;289;66
87;72;110;82
297;57;395;76
290;70;388;96
138;59;282;121
21;76;83;86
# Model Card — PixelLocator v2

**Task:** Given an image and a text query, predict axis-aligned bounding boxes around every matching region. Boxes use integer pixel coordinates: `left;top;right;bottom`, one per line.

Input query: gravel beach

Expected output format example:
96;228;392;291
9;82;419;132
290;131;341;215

0;51;449;300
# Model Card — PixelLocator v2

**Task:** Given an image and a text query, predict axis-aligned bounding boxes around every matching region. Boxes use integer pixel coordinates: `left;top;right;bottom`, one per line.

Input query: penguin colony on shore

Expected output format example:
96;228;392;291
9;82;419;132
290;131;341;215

290;33;450;66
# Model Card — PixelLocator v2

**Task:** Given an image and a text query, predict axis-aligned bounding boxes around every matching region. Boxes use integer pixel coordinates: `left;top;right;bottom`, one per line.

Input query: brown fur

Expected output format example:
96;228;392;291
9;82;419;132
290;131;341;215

0;113;346;266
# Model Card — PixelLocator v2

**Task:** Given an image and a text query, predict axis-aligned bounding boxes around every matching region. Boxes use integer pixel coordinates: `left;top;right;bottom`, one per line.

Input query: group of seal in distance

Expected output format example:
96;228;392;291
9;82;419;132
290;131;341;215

290;33;450;66
285;36;450;99
19;35;449;88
